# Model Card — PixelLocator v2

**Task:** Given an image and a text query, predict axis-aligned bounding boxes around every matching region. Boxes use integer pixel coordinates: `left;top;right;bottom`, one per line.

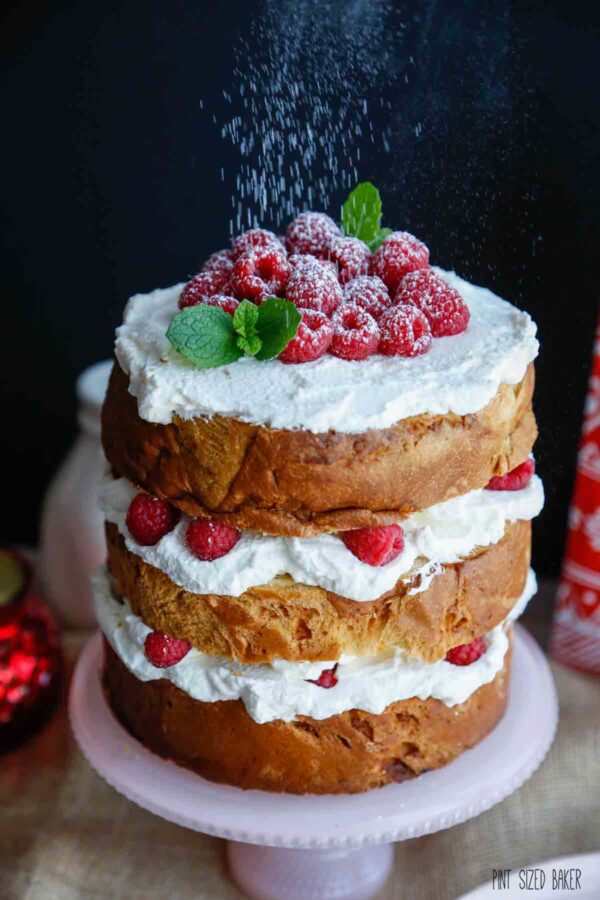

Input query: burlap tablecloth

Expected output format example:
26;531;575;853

1;623;598;900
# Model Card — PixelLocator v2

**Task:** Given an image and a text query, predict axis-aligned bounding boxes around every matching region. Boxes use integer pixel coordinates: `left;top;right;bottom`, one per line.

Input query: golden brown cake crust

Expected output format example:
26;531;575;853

106;521;530;664
103;640;511;794
101;362;537;537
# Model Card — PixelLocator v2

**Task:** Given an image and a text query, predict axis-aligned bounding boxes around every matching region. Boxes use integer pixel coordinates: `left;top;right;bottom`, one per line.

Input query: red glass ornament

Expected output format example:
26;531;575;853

0;549;61;751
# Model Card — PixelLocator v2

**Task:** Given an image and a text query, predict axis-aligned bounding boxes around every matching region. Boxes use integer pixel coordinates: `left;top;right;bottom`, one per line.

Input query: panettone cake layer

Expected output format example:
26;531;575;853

103;361;536;536
106;519;531;664
103;639;511;795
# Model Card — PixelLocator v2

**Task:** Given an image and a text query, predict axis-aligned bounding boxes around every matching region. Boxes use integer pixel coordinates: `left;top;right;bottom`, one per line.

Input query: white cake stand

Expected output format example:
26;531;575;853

70;626;557;900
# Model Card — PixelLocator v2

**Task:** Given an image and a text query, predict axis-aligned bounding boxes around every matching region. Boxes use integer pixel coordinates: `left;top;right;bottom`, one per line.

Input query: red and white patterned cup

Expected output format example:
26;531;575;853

551;320;600;674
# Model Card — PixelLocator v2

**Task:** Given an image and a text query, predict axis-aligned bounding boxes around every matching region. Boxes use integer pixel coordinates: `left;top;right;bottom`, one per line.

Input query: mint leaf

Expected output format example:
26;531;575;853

237;333;262;356
254;297;301;360
167;305;243;368
341;182;391;251
233;299;259;337
233;300;263;355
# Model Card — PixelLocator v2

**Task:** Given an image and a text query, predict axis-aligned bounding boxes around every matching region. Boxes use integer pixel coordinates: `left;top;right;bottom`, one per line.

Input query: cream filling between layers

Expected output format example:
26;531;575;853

99;472;544;603
95;567;536;724
114;269;538;433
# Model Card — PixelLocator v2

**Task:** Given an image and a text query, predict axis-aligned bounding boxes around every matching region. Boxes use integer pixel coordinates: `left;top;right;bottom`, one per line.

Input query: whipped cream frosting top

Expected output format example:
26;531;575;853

99;471;544;603
115;269;539;433
95;567;536;724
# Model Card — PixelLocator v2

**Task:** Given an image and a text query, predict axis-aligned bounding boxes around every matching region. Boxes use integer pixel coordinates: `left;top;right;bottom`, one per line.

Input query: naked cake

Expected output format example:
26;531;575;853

95;184;542;794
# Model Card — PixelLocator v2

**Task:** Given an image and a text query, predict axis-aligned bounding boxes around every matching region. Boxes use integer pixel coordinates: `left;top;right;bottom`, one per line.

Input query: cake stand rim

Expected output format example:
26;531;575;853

69;626;558;849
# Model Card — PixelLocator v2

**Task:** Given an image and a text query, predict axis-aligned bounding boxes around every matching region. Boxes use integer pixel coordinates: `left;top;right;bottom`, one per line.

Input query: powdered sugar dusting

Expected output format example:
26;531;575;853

207;2;398;234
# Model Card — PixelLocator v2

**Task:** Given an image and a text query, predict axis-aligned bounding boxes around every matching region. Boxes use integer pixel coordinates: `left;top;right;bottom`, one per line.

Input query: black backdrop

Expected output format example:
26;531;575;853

2;0;599;577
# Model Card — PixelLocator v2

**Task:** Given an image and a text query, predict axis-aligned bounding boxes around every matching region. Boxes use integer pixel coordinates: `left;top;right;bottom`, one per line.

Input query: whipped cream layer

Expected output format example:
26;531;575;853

95;567;536;724
99;471;544;603
115;269;538;433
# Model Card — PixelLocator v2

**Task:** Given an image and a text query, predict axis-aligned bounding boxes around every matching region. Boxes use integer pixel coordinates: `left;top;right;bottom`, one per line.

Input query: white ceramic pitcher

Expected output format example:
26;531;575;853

39;360;112;628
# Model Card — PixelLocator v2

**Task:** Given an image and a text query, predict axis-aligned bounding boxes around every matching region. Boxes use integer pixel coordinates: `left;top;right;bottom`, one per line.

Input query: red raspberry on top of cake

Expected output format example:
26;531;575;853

231;247;291;303
326;236;371;284
343;275;393;320
231;228;283;261
285;211;342;257
379;304;433;357
396;268;470;337
202;249;234;274
286;257;343;316
179;269;232;309
370;231;429;293
329;305;380;360
198;294;239;316
278;309;333;364
289;254;337;275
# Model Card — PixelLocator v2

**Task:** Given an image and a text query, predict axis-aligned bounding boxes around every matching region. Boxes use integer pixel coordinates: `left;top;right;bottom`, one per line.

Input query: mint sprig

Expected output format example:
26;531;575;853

166;297;301;368
341;182;392;252
254;298;301;360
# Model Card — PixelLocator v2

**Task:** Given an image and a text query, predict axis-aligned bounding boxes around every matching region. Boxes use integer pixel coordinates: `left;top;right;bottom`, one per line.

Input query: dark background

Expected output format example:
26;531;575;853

1;0;599;576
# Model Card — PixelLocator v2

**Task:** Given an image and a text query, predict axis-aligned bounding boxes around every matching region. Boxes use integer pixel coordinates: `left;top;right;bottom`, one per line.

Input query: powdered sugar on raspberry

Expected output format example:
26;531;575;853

231;247;291;303
231;228;283;260
285;212;341;256
379;304;432;357
397;268;470;337
286;258;343;316
343;275;393;320
330;305;380;360
279;308;333;363
178;270;231;309
370;231;430;293
199;294;239;316
326;236;370;284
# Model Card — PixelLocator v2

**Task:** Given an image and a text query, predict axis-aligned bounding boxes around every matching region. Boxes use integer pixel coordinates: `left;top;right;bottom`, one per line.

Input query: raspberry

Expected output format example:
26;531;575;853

202;249;234;274
278;308;333;364
231;228;283;261
396;269;470;337
144;631;191;668
178;270;231;309
306;664;339;688
379;305;432;357
341;524;405;566
445;637;486;666
486;459;536;491
286;258;343;316
199;294;239;316
370;231;429;293
186;519;241;560
289;254;337;276
329;305;380;360
326;237;371;284
343;275;393;320
126;494;180;546
231;248;292;303
285;211;342;257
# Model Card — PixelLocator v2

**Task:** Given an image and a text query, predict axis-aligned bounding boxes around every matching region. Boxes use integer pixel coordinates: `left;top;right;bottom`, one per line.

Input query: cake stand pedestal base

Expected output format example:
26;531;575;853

70;626;557;900
227;842;393;900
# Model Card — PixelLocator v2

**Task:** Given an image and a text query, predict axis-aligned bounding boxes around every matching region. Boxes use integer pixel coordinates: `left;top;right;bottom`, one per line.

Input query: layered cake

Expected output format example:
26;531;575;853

96;185;542;793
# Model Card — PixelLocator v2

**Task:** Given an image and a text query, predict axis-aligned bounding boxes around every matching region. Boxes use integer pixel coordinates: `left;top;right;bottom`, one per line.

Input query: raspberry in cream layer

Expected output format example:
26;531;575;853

114;269;538;432
94;567;536;725
99;470;543;603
